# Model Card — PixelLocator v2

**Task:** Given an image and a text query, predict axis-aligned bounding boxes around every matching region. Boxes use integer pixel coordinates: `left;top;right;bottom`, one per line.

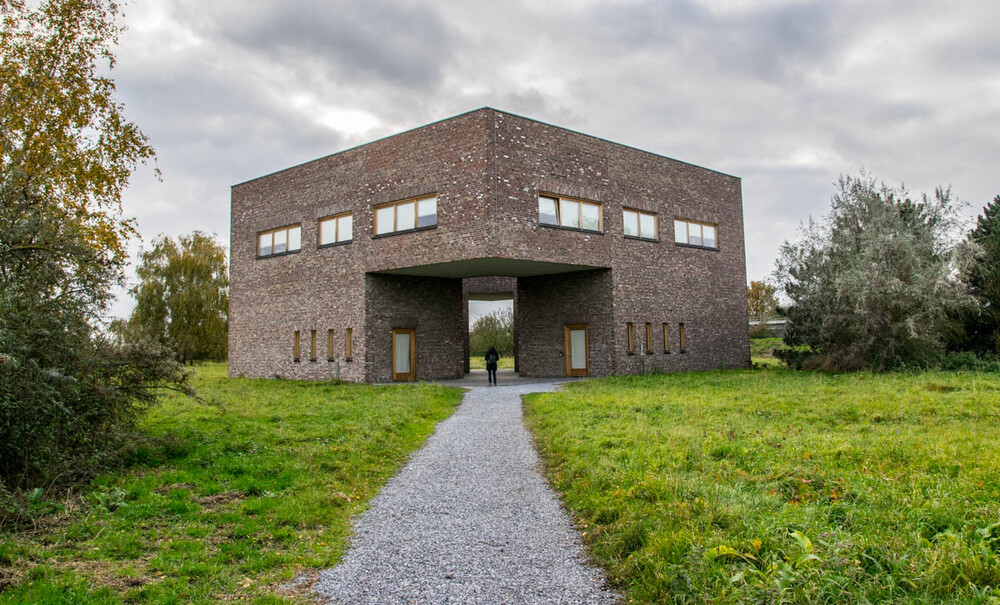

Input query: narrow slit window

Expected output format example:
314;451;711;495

310;330;317;361
645;323;653;354
679;323;686;353
374;195;437;236
627;322;635;354
293;330;301;361
327;329;335;361
663;323;670;353
346;327;353;360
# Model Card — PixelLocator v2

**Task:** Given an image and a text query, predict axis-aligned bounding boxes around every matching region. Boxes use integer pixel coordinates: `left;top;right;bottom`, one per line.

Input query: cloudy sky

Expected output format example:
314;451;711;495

109;0;1000;318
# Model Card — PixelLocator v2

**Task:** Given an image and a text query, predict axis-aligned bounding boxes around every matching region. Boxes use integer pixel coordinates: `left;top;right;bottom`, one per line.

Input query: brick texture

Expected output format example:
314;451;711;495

229;108;749;381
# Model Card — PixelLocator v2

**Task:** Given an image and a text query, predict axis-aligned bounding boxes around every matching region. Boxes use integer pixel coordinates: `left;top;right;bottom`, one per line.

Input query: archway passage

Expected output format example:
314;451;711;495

466;278;515;374
369;258;610;381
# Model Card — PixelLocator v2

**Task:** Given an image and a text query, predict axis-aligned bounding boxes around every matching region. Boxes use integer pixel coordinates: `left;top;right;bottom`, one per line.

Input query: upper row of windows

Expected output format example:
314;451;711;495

257;193;717;258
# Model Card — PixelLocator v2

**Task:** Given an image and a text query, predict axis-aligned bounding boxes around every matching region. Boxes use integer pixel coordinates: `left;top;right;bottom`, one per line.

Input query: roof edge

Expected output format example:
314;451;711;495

231;106;740;188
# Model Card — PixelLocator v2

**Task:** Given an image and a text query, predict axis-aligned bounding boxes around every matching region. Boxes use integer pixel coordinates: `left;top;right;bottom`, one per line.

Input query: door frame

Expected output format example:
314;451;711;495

391;328;417;381
564;324;590;377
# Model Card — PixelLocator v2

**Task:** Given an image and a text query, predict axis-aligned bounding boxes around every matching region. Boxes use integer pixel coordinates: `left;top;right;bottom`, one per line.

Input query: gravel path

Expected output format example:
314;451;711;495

313;382;620;604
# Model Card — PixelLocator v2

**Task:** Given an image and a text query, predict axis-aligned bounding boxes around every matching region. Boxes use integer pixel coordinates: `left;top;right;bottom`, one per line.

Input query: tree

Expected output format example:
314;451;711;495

962;195;1000;353
747;280;778;337
469;307;514;357
774;172;972;370
0;0;187;492
125;232;229;363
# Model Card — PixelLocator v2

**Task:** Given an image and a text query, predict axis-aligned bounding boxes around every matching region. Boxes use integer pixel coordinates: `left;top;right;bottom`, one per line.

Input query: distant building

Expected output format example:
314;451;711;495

229;108;750;382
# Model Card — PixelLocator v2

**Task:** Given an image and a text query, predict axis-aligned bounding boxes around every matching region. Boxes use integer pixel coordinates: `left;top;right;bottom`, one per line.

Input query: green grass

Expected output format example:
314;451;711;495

0;363;463;603
468;356;515;370
524;369;1000;603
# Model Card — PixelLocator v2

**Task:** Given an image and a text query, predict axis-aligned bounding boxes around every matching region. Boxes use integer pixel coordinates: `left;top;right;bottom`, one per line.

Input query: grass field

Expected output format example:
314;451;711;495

468;356;515;370
524;369;1000;603
0;364;463;603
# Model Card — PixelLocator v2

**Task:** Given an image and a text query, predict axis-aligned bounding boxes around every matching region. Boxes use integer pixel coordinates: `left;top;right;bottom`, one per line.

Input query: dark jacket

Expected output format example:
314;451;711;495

484;347;499;371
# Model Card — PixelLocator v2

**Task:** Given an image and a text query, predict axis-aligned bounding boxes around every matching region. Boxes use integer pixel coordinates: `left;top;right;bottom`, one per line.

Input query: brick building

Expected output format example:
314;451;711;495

229;108;750;382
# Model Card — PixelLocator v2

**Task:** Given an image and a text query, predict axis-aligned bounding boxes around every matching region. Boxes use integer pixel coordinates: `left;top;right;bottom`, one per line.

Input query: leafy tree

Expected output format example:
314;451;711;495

0;0;188;493
774;172;972;370
469;307;514;357
747;280;778;337
125;232;229;363
962;195;1000;352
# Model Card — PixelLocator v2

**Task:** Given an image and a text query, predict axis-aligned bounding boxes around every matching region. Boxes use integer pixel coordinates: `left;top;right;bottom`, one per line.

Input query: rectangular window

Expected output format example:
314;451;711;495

679;323;687;353
674;219;718;249
538;194;603;233
319;212;353;246
327;329;335;361
623;209;658;240
293;330;301;361
374;195;437;236
626;322;635;354
645;323;653;354
310;330;317;361
663;323;670;353
258;224;302;258
346;327;353;360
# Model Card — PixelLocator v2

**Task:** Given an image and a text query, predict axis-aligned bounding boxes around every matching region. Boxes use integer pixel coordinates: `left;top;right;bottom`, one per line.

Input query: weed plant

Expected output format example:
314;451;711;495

0;364;462;603
525;369;1000;603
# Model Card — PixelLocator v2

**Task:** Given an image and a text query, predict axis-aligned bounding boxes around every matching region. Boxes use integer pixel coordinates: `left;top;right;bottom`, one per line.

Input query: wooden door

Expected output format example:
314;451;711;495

392;328;417;381
564;324;589;377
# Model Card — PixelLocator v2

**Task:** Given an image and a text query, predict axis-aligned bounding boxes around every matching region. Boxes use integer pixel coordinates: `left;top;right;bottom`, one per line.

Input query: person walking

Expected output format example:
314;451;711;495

485;345;499;386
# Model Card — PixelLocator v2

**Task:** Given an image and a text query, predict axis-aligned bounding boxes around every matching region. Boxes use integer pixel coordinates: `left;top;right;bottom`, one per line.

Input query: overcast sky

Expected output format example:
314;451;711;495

109;0;1000;319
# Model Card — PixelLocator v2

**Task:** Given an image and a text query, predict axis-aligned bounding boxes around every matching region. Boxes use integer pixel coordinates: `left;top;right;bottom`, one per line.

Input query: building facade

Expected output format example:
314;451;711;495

229;108;750;382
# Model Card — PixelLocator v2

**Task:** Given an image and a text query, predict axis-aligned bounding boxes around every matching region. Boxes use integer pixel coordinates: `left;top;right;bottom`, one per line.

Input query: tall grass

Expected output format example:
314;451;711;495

0;364;463;603
525;369;1000;603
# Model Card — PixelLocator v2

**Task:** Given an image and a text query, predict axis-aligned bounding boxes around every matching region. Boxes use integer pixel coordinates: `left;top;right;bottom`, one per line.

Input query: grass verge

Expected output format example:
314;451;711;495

524;369;1000;603
0;363;463;603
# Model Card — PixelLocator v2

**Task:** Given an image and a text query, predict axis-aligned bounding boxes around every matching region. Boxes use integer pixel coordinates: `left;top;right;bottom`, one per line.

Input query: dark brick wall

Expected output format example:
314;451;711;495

229;108;749;381
517;270;614;377
364;274;465;383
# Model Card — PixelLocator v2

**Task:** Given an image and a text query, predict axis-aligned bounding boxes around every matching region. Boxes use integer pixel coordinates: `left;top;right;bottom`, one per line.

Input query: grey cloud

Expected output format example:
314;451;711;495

180;0;456;90
585;0;838;82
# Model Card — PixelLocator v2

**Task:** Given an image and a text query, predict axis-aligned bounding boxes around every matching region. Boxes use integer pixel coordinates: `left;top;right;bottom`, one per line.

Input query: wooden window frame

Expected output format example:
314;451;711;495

663;323;671;354
318;212;354;248
327;329;335;362
538;193;604;233
645;323;653;354
679;322;687;353
623;208;659;241
373;194;437;238
257;224;302;258
626;322;635;354
309;330;317;362
293;330;301;362
345;327;353;361
673;218;719;250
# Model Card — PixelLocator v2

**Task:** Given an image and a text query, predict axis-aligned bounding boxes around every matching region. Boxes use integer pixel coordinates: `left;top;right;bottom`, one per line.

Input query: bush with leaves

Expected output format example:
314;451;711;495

0;0;188;494
960;195;1000;353
774;172;973;370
